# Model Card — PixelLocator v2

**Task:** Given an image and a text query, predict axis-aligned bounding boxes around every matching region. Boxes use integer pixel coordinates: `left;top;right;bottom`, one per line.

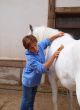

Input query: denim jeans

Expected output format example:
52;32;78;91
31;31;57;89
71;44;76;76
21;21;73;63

20;85;38;110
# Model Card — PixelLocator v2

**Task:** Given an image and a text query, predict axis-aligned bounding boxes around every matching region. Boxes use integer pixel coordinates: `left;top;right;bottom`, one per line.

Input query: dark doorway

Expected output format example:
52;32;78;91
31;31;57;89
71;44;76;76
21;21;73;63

59;28;80;40
55;13;80;40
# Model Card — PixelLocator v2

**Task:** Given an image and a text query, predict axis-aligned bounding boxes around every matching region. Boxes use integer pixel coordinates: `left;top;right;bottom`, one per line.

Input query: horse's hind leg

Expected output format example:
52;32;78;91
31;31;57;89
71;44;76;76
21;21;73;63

67;90;73;110
48;72;58;110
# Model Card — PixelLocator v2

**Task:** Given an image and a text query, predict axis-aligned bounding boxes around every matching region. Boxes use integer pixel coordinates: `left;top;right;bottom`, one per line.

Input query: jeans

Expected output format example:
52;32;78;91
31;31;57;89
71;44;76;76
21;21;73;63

20;85;38;110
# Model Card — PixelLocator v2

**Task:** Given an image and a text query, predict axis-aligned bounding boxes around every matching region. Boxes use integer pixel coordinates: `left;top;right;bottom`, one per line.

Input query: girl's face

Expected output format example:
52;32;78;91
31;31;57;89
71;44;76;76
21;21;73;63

29;42;38;53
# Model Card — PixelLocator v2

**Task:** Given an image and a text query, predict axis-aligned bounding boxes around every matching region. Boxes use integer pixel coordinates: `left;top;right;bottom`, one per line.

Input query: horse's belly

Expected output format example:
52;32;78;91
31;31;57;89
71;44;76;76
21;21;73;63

50;63;76;90
59;77;76;90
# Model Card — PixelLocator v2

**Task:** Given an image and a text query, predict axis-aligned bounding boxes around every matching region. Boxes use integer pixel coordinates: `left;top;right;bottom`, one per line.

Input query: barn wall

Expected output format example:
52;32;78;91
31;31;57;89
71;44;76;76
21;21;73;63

0;0;48;59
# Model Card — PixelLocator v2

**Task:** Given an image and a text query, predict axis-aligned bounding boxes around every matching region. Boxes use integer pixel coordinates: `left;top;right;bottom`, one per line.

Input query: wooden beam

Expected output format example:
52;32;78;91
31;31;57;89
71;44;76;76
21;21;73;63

55;7;80;14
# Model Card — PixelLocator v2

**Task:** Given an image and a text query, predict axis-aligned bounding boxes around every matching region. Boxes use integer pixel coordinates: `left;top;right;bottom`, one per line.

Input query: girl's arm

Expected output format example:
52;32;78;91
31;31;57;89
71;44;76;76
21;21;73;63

48;32;64;41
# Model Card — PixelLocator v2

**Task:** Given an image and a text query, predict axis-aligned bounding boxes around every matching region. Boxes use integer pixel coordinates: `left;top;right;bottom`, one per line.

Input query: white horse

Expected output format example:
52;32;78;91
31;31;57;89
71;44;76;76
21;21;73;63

29;25;80;110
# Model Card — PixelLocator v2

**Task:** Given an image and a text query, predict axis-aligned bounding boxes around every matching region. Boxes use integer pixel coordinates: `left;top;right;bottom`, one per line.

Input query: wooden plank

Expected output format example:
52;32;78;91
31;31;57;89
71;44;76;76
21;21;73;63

0;59;25;68
55;7;80;14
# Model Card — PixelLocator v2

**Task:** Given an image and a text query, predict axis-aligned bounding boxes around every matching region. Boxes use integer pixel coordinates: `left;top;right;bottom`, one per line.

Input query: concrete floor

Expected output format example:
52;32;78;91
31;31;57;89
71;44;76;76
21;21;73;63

0;84;79;110
0;84;53;110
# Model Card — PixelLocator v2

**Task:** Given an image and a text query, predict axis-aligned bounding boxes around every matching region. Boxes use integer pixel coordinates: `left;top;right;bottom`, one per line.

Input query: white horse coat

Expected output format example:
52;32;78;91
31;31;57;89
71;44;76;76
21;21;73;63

29;26;80;110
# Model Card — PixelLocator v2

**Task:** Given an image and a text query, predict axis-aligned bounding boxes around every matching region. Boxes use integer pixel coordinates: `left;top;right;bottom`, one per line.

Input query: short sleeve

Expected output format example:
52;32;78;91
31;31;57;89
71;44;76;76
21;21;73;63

38;38;51;49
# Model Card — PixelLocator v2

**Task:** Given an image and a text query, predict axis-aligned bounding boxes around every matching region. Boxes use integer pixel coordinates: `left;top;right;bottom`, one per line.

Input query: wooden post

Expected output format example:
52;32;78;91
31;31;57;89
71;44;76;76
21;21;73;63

48;0;55;28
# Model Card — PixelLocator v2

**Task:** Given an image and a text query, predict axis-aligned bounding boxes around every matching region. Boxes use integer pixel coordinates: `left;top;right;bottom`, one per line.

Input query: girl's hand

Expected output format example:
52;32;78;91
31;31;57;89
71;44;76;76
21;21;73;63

57;32;64;38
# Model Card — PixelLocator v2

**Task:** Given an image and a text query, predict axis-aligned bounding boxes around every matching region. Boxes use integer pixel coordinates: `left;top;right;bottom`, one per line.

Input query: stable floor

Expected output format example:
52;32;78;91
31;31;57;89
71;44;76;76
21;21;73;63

0;84;79;110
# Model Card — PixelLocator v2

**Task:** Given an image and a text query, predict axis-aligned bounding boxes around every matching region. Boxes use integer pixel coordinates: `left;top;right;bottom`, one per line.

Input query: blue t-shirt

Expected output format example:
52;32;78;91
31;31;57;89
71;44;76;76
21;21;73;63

22;38;51;87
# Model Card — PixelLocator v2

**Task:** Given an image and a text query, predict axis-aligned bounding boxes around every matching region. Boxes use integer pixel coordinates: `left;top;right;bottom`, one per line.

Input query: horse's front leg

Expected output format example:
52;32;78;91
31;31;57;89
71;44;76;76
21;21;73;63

48;71;58;110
